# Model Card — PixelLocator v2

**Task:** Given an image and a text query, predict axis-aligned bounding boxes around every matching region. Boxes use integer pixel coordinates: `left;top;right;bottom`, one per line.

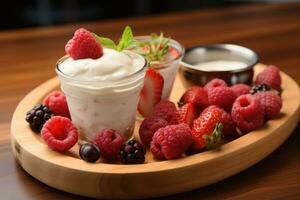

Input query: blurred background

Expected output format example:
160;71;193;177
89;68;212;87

1;0;297;30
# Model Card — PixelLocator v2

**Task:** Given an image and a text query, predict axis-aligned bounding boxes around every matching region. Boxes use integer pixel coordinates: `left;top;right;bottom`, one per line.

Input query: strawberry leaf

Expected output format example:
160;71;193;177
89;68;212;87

93;33;117;50
203;123;223;150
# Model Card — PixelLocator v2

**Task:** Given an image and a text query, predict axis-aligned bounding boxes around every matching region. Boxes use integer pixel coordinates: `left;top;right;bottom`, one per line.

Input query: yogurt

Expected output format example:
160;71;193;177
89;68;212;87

193;60;248;72
56;49;147;141
59;49;143;81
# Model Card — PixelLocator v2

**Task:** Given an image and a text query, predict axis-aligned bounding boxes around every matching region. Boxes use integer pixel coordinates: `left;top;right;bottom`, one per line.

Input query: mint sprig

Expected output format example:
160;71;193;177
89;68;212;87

93;26;135;52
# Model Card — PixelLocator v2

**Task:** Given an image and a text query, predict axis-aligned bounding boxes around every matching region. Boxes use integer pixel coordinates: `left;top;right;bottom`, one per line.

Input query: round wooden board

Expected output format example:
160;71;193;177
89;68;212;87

11;64;300;199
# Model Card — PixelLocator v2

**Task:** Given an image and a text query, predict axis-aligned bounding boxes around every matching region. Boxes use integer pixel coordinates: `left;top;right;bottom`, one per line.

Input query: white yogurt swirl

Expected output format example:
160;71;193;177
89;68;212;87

59;48;143;81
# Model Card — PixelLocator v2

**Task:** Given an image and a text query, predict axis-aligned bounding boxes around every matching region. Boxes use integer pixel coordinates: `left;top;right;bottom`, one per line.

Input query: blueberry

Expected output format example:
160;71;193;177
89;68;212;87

79;143;100;163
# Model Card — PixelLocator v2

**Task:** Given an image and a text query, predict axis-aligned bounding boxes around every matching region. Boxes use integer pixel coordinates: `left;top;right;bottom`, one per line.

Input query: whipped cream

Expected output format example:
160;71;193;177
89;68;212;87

59;49;144;81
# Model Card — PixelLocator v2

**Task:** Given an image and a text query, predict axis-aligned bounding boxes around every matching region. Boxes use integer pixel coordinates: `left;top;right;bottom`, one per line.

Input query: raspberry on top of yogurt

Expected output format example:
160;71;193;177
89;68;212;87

61;26;145;81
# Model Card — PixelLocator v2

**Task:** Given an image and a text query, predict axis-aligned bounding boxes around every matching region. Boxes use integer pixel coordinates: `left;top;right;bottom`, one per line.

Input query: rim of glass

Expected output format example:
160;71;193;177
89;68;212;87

56;50;148;84
133;36;185;68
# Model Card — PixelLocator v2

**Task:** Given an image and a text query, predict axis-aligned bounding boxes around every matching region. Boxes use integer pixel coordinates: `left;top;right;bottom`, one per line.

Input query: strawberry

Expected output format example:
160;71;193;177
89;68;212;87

189;105;223;153
168;46;180;59
138;69;164;117
208;105;238;139
178;86;209;110
170;103;199;127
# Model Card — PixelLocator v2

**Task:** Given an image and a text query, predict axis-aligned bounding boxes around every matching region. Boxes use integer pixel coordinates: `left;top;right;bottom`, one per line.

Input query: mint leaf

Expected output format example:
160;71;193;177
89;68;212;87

117;26;135;51
93;33;117;50
92;26;135;52
121;26;134;42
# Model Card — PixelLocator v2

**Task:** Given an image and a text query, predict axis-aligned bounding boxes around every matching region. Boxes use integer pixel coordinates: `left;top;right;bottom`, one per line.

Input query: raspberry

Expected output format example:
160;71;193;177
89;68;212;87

178;86;209;110
150;123;193;160
41;116;78;152
254;91;282;120
219;108;238;139
204;78;227;91
25;104;53;132
250;84;271;94
230;84;251;98
43;90;70;118
231;94;264;133
119;139;146;164
139;117;168;147
207;86;236;112
65;28;103;60
92;128;125;160
152;100;177;122
255;65;281;91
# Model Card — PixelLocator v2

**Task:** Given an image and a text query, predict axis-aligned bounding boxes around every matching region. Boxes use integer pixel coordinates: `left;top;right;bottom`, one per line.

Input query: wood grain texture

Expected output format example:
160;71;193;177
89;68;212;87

1;2;300;200
10;64;300;199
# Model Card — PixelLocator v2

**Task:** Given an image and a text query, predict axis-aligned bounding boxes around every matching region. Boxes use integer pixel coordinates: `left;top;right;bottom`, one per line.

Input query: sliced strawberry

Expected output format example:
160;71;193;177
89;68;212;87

170;103;199;127
142;46;150;53
168;46;180;59
138;69;164;117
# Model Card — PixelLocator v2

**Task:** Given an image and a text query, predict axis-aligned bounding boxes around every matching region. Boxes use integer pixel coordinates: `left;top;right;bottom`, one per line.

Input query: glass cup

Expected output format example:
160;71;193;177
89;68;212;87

134;36;185;99
56;51;148;142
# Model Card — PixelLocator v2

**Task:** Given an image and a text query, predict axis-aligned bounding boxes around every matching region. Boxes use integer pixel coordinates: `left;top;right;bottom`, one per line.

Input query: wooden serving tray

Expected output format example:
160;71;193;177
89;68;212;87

11;64;300;199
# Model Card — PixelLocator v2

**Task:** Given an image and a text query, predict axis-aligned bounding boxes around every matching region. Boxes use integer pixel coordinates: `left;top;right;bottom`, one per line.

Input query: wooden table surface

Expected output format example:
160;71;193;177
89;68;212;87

1;3;300;200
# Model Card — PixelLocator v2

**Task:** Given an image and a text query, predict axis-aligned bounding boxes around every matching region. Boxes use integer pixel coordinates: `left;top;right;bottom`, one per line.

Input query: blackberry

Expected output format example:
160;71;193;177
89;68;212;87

119;139;146;164
250;84;271;94
25;104;53;132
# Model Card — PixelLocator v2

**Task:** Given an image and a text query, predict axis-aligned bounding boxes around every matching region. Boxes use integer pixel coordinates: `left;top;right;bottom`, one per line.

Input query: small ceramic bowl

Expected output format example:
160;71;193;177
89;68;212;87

180;44;259;87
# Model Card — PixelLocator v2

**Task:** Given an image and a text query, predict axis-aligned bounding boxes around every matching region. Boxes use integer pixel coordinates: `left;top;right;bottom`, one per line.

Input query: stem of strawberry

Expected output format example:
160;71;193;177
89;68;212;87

203;123;223;150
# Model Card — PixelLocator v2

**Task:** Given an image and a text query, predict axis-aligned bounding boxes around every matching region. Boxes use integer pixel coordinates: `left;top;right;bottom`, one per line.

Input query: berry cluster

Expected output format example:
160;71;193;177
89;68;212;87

81;130;146;164
25;91;77;152
139;100;194;160
138;65;283;158
26;90;70;133
24;25;283;164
